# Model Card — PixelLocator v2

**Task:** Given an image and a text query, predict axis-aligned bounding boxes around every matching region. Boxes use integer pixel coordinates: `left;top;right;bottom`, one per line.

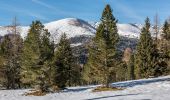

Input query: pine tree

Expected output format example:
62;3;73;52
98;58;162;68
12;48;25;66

0;34;23;89
127;54;135;80
115;61;127;81
157;20;170;75
162;21;170;57
38;29;54;92
53;33;79;89
134;17;157;79
0;49;6;86
162;21;170;41
84;4;119;87
21;21;42;88
0;17;23;89
21;21;54;92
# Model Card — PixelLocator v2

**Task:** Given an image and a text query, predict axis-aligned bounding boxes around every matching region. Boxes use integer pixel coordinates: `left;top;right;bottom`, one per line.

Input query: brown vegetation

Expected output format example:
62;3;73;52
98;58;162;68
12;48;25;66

92;86;124;92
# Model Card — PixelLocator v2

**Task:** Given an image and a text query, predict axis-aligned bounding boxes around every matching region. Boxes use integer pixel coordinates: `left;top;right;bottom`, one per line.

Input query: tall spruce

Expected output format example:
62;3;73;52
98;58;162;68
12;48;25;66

21;21;54;92
0;17;23;89
21;21;42;87
162;20;170;57
84;4;119;87
127;54;135;80
162;21;170;41
159;20;170;75
38;29;54;92
135;18;157;79
53;33;79;89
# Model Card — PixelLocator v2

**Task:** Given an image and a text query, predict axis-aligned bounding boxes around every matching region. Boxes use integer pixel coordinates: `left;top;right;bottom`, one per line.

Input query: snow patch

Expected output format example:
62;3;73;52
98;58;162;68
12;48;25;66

1;76;170;100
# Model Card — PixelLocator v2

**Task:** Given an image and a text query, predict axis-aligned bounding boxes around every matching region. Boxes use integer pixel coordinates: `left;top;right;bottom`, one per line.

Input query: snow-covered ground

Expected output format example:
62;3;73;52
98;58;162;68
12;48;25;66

1;76;170;100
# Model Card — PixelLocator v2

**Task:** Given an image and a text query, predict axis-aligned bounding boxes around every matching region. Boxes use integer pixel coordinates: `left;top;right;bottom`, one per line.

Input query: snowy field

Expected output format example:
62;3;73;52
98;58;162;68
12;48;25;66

1;76;170;100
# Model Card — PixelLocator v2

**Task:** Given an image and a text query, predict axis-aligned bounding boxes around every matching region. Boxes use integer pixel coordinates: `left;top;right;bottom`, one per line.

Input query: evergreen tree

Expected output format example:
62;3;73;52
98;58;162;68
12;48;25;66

0;49;6;86
0;34;23;89
21;21;42;87
21;21;54;92
38;29;54;92
162;21;170;41
115;61;127;81
0;17;23;89
127;54;135;80
53;33;79;89
162;21;170;58
134;17;157;79
157;20;170;75
84;4;119;87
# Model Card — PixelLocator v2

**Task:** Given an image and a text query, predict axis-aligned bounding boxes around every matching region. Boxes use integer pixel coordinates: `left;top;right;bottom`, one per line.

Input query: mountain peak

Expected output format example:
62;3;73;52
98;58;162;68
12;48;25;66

0;18;143;44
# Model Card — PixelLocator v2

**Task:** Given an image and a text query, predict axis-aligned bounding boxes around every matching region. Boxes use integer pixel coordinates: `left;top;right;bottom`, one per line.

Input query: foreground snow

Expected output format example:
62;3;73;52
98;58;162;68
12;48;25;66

1;76;170;100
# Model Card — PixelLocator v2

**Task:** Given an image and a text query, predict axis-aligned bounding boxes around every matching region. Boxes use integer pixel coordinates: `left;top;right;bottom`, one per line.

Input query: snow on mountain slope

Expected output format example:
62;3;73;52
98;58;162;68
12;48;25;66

117;24;141;38
0;26;29;39
44;18;96;43
0;27;9;36
0;18;143;43
0;76;170;100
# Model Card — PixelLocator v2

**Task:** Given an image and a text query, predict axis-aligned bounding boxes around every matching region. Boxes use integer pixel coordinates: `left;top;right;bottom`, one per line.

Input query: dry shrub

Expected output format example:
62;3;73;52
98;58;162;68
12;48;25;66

24;90;46;96
92;86;124;92
52;85;60;92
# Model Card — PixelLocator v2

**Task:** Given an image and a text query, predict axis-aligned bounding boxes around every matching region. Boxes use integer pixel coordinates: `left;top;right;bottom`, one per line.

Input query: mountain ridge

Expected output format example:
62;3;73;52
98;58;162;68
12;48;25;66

0;18;142;41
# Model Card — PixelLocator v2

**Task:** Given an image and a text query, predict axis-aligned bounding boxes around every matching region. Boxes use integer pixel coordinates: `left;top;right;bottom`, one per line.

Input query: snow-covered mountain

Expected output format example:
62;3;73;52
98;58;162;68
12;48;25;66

0;18;142;42
117;23;141;38
0;18;141;65
44;18;96;43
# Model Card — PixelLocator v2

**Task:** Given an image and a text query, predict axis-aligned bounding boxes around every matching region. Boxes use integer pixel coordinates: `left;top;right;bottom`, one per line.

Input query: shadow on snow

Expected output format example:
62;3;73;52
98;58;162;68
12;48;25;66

111;77;170;88
63;76;170;94
84;93;141;100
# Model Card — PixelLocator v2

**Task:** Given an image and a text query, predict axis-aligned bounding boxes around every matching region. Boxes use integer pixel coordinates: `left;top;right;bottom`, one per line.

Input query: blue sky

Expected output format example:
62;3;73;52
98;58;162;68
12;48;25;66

0;0;170;25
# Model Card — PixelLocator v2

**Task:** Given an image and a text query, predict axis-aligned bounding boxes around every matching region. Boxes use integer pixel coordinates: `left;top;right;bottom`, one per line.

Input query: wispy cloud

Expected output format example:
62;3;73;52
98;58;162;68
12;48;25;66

32;0;55;10
31;0;70;16
111;0;143;22
27;12;49;20
0;3;48;21
31;0;93;18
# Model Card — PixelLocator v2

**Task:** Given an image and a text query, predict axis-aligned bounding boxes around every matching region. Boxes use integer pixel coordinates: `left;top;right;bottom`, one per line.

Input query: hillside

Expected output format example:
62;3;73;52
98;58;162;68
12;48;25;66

0;18;140;65
0;18;142;41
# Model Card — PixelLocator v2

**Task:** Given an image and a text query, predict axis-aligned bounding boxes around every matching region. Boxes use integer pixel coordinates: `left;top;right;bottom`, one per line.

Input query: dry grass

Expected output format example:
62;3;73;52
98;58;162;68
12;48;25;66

23;86;61;96
52;85;60;92
92;86;124;92
24;90;47;96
